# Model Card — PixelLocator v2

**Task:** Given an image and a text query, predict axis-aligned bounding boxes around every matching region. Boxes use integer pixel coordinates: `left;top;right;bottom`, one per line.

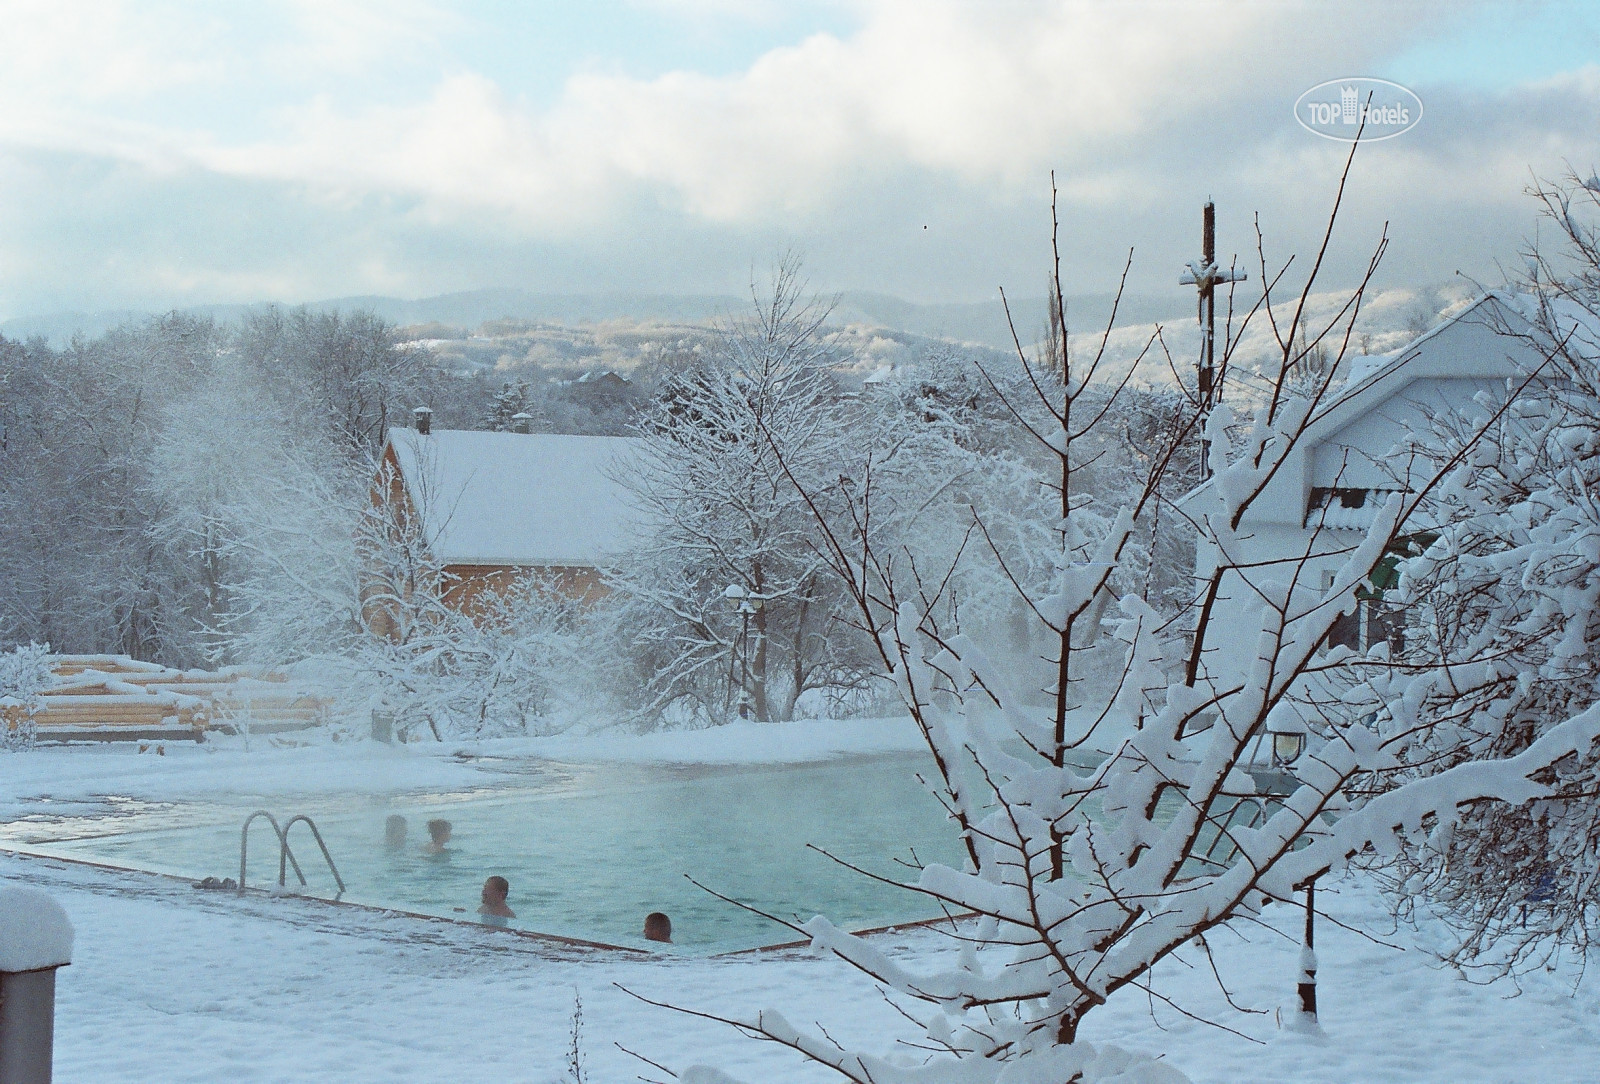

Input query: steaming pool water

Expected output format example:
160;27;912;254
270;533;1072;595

1;753;969;953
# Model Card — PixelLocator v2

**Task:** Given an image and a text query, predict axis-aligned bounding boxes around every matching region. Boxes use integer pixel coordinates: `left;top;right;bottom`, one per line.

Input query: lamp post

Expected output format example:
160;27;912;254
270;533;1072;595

1265;705;1317;1022
722;585;762;720
1297;877;1318;1021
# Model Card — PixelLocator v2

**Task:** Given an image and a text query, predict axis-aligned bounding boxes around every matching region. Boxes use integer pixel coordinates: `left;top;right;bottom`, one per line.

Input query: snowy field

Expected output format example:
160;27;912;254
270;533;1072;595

3;722;1598;1083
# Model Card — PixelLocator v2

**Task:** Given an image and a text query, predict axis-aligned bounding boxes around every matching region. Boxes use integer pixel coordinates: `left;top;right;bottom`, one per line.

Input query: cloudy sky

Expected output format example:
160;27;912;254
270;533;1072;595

0;0;1595;318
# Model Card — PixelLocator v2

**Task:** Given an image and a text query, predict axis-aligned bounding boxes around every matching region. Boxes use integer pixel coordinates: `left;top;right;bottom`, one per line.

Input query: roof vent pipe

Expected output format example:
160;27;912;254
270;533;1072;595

412;406;433;435
511;412;533;435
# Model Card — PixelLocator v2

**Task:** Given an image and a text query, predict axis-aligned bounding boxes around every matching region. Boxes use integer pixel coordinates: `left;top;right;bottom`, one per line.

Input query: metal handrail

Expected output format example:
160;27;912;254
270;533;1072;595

280;814;345;896
239;810;305;894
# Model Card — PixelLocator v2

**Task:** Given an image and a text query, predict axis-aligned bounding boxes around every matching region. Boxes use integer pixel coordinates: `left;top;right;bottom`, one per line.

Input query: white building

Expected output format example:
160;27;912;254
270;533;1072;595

1178;293;1546;685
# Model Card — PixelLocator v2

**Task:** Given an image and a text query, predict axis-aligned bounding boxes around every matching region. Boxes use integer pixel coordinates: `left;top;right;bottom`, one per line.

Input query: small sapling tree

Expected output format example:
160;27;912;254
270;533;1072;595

641;148;1600;1082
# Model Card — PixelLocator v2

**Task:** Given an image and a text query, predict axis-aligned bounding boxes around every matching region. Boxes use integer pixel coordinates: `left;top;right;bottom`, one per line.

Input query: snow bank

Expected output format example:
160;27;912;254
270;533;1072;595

680;1040;1190;1084
1063;1043;1192;1084
0;885;74;971
4;852;1597;1083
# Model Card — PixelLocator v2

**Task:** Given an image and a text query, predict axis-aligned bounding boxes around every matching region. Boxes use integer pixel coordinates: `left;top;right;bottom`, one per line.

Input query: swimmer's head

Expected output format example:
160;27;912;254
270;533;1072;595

426;818;452;845
384;814;407;847
482;876;510;905
644;912;672;944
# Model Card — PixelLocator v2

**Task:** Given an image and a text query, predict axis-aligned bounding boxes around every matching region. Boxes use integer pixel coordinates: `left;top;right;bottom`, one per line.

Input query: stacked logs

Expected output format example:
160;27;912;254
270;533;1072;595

2;655;329;743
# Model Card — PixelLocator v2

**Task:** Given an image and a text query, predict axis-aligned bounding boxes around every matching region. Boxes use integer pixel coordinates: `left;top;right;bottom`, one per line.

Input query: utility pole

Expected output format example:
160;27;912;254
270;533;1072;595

1179;201;1247;479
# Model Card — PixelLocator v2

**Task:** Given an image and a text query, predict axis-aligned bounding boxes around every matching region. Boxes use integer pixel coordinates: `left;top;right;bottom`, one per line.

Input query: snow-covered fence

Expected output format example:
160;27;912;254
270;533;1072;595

0;886;74;1084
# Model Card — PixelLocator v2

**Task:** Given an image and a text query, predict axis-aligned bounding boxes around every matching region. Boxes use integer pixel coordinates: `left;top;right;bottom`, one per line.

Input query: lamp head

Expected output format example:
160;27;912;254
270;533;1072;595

1266;705;1310;767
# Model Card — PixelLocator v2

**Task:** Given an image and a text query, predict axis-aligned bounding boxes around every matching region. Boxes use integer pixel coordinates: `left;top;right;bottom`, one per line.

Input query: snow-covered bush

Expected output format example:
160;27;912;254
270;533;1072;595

1371;172;1600;973
0;642;53;751
359;572;607;739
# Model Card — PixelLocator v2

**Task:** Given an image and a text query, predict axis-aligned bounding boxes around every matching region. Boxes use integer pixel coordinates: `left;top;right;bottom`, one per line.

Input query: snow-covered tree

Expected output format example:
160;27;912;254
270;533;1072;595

0;305;469;669
0;315;228;664
657;157;1600;1082
484;378;539;431
236;307;439;453
612;261;878;724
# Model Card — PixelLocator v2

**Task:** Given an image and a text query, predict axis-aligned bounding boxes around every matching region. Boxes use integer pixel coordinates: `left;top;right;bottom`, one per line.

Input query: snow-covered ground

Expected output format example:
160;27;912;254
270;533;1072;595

3;722;1598;1082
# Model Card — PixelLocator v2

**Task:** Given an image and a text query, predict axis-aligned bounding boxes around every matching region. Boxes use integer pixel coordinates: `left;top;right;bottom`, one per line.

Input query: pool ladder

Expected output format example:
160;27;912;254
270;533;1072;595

238;810;346;898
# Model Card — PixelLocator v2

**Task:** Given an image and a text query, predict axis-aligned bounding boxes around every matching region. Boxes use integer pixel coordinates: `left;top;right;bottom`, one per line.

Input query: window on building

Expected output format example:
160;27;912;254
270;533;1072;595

1321;533;1434;654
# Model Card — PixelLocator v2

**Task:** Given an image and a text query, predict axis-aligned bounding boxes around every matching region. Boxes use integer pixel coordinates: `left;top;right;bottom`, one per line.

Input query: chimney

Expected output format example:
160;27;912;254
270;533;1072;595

412;406;433;435
511;412;533;435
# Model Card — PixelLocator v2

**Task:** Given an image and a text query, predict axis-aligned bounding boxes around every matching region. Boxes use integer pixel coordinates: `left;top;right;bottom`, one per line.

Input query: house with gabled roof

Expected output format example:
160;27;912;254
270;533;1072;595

365;410;646;636
1178;293;1548;682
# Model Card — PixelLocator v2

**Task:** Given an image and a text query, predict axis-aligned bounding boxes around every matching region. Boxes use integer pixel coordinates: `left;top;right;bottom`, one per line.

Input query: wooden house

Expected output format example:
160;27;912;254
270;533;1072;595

366;413;647;635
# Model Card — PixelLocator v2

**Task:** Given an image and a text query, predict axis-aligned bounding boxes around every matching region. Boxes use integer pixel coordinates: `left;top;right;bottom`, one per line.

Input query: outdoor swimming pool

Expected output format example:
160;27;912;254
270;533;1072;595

1;754;968;953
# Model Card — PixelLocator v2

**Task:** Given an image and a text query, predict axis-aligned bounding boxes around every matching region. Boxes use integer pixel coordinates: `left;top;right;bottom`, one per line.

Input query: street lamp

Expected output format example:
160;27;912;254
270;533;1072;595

1268;706;1309;769
1264;704;1318;1022
723;585;762;720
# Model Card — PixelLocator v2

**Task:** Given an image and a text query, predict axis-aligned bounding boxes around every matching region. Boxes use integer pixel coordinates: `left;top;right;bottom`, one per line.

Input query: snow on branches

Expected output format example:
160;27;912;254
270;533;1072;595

0;642;53;750
1366;171;1600;974
610;260;879;724
660;159;1600;1082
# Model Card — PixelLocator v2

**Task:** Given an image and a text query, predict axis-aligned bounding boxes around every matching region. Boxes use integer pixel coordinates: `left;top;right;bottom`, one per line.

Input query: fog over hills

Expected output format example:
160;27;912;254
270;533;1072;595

0;288;1196;353
0;281;1472;398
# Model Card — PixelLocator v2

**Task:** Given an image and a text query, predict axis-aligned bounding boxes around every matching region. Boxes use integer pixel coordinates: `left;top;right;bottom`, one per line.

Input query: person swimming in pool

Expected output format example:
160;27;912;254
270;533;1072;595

422;818;452;855
478;876;515;927
643;912;672;944
384;814;407;848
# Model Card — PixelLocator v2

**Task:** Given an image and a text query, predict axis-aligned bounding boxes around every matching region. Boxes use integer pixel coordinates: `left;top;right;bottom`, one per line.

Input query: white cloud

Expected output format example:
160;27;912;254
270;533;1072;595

0;0;1593;312
164;1;1438;225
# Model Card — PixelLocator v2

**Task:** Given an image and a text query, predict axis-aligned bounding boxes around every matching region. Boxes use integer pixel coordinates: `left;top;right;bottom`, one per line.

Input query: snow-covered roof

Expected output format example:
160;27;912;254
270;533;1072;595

1177;293;1541;521
1333;293;1504;399
384;428;647;567
1303;487;1407;531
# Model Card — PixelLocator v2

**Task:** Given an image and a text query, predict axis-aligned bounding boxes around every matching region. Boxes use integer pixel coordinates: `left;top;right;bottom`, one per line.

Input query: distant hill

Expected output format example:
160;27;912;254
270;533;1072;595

834;291;1194;350
1;288;1193;352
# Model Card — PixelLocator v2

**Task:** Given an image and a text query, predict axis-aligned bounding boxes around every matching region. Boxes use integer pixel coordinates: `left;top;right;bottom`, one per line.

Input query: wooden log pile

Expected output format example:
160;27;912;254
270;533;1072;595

1;655;331;743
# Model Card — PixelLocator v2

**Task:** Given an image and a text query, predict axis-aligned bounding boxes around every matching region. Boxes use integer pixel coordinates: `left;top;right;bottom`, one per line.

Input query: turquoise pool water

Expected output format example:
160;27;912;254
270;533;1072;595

4;755;968;953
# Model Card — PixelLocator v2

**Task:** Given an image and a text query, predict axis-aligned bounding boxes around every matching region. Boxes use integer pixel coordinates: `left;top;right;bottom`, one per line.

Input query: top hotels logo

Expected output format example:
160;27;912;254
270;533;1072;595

1295;77;1422;142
